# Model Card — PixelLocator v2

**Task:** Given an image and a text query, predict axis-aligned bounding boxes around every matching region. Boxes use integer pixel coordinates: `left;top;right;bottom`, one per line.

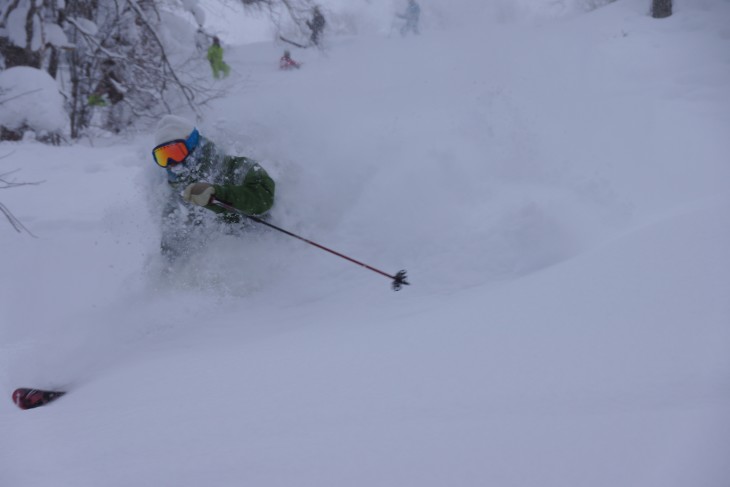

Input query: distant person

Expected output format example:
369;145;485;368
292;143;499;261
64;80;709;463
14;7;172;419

87;59;127;132
397;0;420;36
151;115;275;263
207;36;231;79
279;50;301;70
88;59;124;106
306;6;326;46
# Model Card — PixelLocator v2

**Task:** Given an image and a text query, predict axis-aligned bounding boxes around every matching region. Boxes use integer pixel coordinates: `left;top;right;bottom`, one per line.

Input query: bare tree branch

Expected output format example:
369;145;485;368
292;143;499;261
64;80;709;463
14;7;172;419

124;0;200;117
0;167;41;237
0;170;45;188
0;201;36;236
65;17;125;60
0;88;43;105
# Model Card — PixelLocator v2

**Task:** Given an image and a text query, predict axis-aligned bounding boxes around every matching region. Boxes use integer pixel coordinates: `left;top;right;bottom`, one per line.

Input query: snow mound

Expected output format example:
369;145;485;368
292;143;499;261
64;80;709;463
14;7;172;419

0;66;67;135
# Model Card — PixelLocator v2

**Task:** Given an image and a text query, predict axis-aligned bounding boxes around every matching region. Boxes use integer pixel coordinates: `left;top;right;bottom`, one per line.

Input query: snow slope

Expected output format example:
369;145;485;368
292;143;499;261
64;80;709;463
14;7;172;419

1;0;729;486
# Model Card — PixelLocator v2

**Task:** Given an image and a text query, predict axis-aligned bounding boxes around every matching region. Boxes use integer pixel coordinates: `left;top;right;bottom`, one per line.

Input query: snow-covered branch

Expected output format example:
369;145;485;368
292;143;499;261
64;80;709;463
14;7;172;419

124;0;199;116
0;88;42;105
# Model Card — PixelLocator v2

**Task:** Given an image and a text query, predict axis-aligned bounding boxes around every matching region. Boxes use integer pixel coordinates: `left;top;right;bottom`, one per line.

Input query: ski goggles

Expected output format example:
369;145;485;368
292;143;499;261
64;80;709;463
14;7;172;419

152;128;200;168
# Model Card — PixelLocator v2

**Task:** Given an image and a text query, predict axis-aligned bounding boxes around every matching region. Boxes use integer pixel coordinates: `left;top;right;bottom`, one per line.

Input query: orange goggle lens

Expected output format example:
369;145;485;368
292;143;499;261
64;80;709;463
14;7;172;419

153;141;190;168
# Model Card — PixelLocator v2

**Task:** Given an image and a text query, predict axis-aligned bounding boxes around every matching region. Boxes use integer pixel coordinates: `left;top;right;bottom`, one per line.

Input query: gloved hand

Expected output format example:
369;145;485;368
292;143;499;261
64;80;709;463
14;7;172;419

183;182;215;206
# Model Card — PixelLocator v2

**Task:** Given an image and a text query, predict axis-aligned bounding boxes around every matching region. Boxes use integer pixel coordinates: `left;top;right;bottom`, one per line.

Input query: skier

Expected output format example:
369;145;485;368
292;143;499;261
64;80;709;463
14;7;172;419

152;115;275;263
207;36;231;79
397;0;420;36
279;50;301;70
86;59;128;132
306;6;326;46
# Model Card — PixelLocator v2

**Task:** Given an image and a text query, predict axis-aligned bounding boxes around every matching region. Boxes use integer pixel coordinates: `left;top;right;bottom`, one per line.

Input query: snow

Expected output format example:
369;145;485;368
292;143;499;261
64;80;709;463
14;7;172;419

42;21;71;48
0;66;67;134
5;3;30;47
198;1;272;44
2;0;730;486
67;17;99;36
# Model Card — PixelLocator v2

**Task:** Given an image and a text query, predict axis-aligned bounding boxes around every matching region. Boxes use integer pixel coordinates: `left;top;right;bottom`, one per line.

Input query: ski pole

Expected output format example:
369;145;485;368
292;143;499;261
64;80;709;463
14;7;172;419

211;199;410;291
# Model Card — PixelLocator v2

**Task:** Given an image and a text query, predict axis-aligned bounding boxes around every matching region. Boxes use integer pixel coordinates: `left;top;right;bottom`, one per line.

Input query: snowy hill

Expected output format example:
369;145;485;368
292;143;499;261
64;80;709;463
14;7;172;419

2;1;729;486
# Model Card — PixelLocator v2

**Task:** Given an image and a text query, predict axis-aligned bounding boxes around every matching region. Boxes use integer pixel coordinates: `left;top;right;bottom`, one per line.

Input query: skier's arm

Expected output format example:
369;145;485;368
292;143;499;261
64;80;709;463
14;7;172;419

209;164;275;216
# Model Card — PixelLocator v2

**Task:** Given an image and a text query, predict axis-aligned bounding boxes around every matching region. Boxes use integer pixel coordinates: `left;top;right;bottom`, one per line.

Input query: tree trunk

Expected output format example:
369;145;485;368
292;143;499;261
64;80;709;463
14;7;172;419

652;0;672;18
47;47;59;78
0;0;43;68
22;0;43;67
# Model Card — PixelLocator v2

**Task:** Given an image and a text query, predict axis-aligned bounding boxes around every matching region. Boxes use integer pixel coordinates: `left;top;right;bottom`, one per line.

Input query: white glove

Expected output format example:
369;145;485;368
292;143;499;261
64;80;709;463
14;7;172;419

183;182;215;206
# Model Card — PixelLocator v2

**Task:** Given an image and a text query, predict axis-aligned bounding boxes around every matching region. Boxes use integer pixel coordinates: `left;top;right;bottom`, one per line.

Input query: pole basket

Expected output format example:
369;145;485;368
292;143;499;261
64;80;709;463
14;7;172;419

392;270;409;291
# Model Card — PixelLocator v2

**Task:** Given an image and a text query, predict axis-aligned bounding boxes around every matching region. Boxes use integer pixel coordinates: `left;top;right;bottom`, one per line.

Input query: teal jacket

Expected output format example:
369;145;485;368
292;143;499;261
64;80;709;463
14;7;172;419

161;137;275;260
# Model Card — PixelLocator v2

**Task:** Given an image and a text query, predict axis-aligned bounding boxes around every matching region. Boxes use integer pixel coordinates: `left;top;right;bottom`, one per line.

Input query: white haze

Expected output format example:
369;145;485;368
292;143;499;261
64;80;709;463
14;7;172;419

1;0;729;486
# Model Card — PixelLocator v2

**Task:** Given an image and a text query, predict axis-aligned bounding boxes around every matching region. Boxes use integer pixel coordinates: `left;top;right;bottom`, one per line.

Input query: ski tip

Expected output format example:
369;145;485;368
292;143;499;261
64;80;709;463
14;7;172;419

12;388;66;410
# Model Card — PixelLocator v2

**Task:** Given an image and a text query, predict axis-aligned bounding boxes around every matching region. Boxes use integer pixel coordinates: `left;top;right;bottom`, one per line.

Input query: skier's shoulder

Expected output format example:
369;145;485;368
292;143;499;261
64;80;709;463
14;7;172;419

226;153;256;165
225;153;264;177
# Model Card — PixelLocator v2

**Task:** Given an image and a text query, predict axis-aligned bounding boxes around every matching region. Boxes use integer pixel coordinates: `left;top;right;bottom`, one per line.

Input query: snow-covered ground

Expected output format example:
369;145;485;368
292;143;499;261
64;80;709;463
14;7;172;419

2;0;730;485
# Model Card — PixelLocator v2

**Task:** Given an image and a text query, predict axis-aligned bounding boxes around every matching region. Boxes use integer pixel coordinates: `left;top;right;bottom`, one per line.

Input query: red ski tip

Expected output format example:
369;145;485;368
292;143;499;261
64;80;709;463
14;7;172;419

12;388;66;410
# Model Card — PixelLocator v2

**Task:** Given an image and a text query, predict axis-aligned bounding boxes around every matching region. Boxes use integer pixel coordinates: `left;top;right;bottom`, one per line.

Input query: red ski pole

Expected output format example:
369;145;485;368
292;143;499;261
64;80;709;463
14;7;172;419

211;199;409;291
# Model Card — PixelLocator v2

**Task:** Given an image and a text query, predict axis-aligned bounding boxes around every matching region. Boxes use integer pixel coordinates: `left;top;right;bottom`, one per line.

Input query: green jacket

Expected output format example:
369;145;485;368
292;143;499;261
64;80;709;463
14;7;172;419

207;44;230;78
207;45;225;67
161;137;275;260
167;138;274;214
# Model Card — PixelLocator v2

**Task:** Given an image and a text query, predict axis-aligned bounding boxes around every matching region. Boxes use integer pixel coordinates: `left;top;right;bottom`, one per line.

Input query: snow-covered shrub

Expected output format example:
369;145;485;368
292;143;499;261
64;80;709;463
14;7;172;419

0;66;66;142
